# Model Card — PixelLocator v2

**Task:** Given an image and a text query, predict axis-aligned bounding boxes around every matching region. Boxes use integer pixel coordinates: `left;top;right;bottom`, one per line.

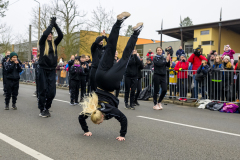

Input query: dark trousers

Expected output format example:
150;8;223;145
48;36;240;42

90;68;97;92
96;21;139;92
124;76;137;106
5;79;19;105
71;79;80;102
169;85;176;97
115;89;120;98
135;78;142;102
80;76;87;99
179;79;188;98
38;68;56;111
3;73;7;93
36;76;39;98
211;82;222;101
153;74;167;105
68;77;71;92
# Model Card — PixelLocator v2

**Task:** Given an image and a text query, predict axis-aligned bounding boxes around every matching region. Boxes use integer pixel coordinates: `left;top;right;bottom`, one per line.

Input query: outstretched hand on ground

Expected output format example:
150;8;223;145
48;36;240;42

84;132;92;136
116;136;125;141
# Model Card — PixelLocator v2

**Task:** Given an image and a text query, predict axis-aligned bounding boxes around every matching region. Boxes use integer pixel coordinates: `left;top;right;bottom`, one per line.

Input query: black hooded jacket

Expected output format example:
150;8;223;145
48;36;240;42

91;36;108;69
78;89;127;137
69;65;82;81
1;55;10;75
5;60;22;80
80;61;89;76
153;55;170;76
125;54;141;78
137;60;144;79
38;24;63;70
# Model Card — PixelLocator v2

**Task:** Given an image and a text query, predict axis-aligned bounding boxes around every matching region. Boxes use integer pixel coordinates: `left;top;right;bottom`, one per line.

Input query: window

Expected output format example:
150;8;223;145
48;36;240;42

202;41;214;45
194;38;197;41
185;45;193;53
201;30;209;35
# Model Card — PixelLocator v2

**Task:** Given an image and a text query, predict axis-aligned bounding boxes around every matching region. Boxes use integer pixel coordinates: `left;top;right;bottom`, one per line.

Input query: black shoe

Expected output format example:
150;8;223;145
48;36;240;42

134;101;140;106
125;103;131;109
70;101;75;106
40;110;51;118
5;104;9;110
74;102;79;105
130;106;135;110
12;104;17;110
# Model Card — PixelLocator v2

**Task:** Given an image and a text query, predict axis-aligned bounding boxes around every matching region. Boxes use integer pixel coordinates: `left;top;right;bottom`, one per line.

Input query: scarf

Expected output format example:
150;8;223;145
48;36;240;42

74;64;80;67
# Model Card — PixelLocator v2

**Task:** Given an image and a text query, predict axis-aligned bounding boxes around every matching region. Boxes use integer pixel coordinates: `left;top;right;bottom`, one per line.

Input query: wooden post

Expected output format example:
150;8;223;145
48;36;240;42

160;19;163;47
218;8;222;55
29;25;32;61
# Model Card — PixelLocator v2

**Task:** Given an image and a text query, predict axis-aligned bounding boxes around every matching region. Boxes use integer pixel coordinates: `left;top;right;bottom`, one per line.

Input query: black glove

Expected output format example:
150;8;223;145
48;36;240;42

50;17;56;27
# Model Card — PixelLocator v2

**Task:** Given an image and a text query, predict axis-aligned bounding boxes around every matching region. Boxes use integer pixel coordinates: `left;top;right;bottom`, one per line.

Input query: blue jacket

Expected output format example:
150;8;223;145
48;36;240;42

176;49;185;57
197;64;210;75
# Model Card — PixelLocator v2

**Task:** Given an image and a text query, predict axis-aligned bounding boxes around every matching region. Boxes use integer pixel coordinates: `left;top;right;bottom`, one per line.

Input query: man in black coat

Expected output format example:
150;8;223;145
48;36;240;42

1;51;10;96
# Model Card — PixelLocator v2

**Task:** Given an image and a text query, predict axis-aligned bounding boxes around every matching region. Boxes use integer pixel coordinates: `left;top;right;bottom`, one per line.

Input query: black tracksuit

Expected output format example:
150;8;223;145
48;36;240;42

38;23;63;111
135;60;144;102
2;55;9;94
124;54;141;106
79;20;141;137
69;65;82;103
68;60;74;92
153;55;170;105
90;36;108;92
78;89;127;137
114;57;120;98
80;61;89;99
4;60;22;105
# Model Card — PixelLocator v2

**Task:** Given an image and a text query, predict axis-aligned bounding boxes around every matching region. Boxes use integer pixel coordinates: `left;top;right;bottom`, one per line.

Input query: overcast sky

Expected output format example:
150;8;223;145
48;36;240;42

2;0;240;43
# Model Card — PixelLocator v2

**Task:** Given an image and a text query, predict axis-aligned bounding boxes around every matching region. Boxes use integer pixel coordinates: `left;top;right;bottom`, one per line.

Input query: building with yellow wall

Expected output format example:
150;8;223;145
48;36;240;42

157;18;240;57
79;30;160;58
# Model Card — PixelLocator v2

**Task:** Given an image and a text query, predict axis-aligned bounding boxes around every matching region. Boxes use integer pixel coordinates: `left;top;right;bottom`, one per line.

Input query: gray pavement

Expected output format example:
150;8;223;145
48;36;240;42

0;83;240;160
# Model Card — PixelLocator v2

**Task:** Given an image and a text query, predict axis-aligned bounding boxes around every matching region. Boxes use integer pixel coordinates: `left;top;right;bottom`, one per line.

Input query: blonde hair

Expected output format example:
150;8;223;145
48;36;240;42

214;56;222;65
81;92;102;124
44;38;55;56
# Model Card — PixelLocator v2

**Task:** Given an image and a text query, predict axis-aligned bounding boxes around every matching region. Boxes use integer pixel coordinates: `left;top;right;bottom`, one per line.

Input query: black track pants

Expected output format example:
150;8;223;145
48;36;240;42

124;76;137;106
80;76;87;99
5;79;19;105
38;68;56;111
134;78;142;102
96;21;139;92
71;79;80;102
153;74;167;105
89;68;97;92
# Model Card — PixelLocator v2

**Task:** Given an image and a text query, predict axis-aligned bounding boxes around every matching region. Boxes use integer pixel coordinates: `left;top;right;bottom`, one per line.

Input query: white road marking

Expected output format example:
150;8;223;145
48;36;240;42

54;99;69;103
138;116;240;137
0;132;53;160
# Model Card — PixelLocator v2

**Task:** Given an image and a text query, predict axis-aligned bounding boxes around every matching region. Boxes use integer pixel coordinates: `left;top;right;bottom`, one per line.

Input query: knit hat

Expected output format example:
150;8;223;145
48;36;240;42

180;54;187;59
10;52;18;59
223;55;230;61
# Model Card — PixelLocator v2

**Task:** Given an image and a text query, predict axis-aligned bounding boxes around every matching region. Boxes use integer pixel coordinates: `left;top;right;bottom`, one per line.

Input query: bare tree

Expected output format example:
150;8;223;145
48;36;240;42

52;0;87;58
0;28;12;53
88;4;115;34
31;4;59;40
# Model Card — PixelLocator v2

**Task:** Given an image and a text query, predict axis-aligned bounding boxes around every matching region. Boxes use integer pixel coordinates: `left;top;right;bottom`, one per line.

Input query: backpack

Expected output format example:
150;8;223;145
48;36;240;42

138;86;152;101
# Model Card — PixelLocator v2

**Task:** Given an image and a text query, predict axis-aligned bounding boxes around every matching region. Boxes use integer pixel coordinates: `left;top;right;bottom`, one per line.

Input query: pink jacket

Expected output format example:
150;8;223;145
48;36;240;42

221;49;235;59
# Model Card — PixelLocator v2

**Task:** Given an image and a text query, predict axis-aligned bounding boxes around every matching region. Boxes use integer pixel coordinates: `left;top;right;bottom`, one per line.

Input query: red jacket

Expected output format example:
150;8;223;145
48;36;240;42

174;61;189;79
188;54;208;75
146;52;155;61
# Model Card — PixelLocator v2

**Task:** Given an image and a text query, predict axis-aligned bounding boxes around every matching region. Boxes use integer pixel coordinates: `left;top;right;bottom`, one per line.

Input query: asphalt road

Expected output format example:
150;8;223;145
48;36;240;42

0;83;240;160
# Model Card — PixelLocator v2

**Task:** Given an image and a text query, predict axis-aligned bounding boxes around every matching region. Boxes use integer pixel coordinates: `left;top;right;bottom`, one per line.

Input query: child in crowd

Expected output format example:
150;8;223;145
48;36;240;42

197;60;210;99
222;55;233;102
69;56;82;105
174;54;189;101
4;52;22;110
169;61;177;99
221;45;235;66
80;55;89;102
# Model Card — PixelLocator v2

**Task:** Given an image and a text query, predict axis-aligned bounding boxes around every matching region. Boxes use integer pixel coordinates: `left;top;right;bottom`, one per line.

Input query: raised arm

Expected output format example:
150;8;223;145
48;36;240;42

39;24;53;46
54;23;63;46
78;114;90;133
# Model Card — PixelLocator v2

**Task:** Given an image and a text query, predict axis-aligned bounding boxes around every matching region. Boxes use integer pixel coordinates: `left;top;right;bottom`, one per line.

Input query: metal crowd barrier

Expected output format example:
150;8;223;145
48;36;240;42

1;67;240;103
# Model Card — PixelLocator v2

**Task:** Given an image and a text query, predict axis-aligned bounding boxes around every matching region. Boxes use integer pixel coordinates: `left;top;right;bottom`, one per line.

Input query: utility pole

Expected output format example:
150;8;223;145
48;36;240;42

180;16;183;49
218;8;222;55
160;19;163;47
29;25;32;61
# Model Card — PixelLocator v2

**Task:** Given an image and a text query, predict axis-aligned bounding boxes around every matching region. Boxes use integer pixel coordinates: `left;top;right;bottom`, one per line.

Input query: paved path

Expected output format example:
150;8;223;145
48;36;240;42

0;83;240;160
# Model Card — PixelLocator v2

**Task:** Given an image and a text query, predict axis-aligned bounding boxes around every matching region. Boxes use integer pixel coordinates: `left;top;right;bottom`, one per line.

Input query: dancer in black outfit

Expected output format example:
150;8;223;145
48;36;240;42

78;12;143;141
90;30;108;92
124;49;141;110
153;47;170;110
114;51;120;98
38;17;63;118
